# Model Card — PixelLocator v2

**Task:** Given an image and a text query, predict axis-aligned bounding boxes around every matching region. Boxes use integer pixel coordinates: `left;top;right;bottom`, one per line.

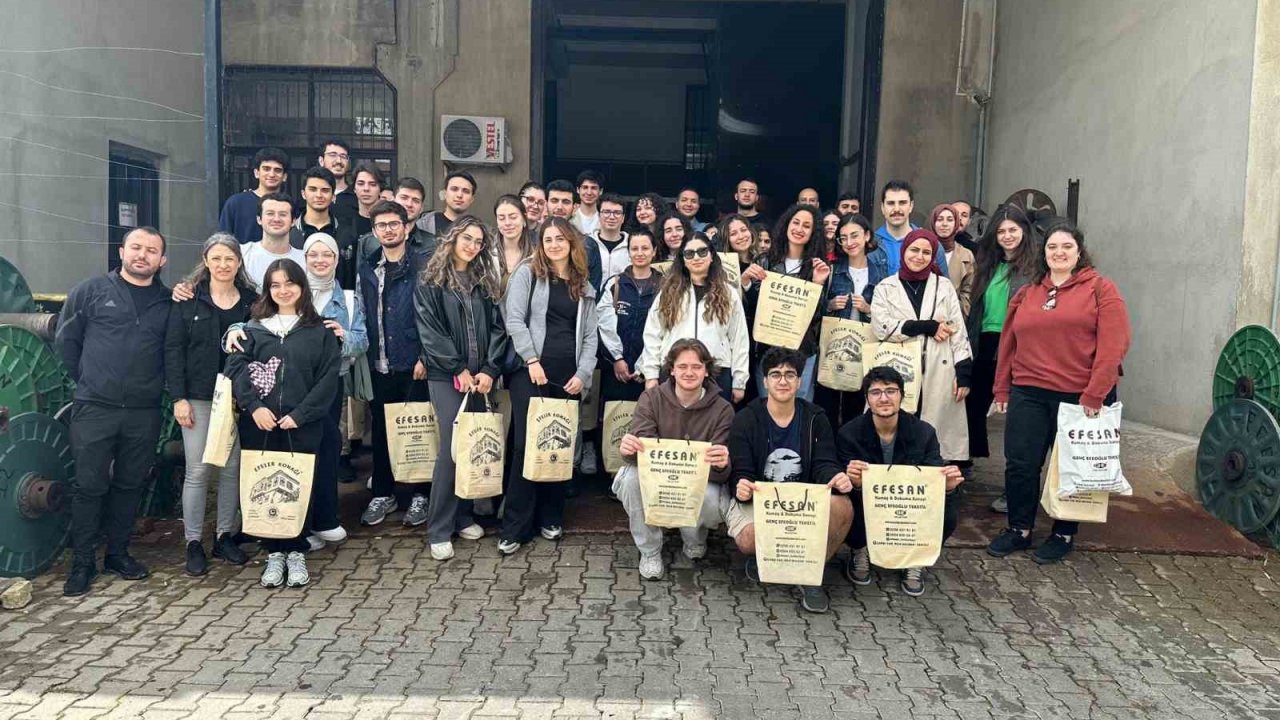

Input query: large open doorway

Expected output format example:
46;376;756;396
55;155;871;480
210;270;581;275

533;0;882;222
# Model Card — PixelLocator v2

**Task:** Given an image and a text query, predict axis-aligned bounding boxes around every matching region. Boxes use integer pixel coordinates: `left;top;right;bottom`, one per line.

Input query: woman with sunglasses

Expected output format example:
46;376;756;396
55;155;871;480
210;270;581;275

986;218;1130;564
639;233;749;403
501;217;598;554
818;214;889;425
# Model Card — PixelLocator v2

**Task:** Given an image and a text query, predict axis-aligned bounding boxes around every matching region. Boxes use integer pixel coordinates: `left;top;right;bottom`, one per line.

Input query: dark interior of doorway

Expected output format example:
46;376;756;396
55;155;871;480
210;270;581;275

107;145;160;273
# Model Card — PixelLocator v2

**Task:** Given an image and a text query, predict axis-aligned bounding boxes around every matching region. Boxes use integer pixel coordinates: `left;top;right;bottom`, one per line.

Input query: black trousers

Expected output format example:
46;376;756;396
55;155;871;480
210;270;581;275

370;369;430;504
846;488;958;552
69;403;163;563
501;371;569;543
238;418;322;553
965;331;1001;458
815;386;866;431
310;388;343;534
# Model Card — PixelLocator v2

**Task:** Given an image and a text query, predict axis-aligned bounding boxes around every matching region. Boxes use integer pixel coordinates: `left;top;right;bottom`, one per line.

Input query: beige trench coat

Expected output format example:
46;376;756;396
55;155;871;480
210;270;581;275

870;273;973;461
945;244;976;317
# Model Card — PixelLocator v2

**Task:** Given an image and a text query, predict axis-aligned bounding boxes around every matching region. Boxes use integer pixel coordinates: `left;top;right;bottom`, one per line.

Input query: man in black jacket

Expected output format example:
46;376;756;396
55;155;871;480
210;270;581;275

56;227;172;597
727;347;854;614
837;366;964;597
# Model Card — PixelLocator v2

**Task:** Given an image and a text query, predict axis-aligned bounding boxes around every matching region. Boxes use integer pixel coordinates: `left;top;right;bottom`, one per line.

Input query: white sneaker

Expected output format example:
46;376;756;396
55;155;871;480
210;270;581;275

457;524;485;541
639;553;665;580
497;539;521;555
314;526;347;543
539;525;563;541
260;552;286;588
430;541;454;561
682;543;707;561
305;535;326;552
285;552;309;587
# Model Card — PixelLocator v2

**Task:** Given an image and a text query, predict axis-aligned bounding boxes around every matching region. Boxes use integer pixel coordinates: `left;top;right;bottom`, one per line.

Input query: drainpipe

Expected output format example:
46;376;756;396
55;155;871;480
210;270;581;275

973;95;989;207
203;0;221;229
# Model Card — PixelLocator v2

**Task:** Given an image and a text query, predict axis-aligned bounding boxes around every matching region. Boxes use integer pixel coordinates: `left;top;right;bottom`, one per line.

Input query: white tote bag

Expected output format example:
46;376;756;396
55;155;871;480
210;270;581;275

1055;402;1132;496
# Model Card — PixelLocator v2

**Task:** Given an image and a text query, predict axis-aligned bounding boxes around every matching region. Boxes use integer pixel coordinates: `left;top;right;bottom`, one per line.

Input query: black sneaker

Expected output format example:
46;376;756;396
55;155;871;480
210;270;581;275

185;541;208;577
212;533;249;565
798;585;830;613
744;557;760;583
337;455;356;484
103;553;149;580
63;562;96;597
986;528;1033;557
1033;534;1074;565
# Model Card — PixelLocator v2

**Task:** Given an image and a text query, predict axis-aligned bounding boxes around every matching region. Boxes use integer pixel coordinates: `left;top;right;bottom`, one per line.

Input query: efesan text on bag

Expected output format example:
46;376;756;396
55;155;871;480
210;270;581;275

861;464;945;569
752;481;830;586
636;438;711;528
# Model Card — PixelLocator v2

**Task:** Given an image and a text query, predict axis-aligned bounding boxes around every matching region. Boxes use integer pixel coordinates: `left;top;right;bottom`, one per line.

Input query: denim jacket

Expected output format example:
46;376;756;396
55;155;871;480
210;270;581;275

827;253;889;322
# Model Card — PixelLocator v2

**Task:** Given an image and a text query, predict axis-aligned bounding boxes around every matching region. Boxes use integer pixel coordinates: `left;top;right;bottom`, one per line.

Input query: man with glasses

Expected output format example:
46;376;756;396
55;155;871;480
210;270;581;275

357;201;431;528
318;139;357;222
219;147;288;244
519;181;547;225
571;170;604;236
590;193;631;282
725;347;854;614
836;365;964;597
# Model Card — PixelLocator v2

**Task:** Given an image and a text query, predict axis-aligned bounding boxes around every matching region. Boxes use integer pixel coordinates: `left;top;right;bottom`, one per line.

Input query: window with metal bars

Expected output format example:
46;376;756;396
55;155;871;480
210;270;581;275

683;85;713;171
221;66;397;202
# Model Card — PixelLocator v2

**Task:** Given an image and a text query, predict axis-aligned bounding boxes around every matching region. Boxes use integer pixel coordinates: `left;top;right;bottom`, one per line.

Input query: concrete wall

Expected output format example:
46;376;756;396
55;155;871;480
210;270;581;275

222;0;395;67
873;0;979;225
982;0;1260;435
0;0;207;293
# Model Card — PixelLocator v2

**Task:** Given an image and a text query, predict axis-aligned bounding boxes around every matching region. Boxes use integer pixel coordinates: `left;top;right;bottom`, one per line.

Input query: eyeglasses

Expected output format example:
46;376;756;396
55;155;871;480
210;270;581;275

1042;286;1058;311
374;220;404;232
867;388;902;399
600;209;624;217
521;197;546;206
323;151;349;161
766;371;799;383
682;247;711;260
458;235;486;248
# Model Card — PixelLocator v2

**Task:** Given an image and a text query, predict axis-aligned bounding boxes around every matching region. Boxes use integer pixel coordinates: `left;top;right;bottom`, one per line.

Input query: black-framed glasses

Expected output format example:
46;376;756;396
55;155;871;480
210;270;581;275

682;247;711;260
374;220;403;232
1043;286;1058;311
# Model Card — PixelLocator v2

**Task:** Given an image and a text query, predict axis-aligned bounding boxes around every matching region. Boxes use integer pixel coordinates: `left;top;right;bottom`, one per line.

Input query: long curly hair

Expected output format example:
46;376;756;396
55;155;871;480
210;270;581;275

530;216;590;301
422;215;501;300
656;234;734;330
766;203;825;270
972;204;1040;296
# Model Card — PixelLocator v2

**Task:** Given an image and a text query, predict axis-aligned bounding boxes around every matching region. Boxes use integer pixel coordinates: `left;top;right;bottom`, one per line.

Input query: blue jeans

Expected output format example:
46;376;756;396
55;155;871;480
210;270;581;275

754;355;817;402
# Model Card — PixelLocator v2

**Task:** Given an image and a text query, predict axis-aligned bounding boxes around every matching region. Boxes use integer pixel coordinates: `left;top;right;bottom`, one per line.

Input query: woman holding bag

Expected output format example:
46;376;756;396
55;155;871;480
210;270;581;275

414;216;510;561
165;233;258;576
818;214;889;425
868;229;973;465
225;259;341;588
986;219;1130;564
500;217;598;554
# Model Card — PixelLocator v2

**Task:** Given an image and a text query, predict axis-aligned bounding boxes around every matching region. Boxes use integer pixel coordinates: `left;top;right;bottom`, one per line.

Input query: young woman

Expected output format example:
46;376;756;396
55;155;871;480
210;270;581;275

501;217;598;554
718;214;766;405
302;233;368;551
820;209;842;262
597;228;663;404
165;233;258;577
493;193;531;287
930;203;976;316
966;205;1039;499
987;219;1130;564
869;229;972;466
655;212;691;263
414;216;511;561
752;203;832;401
819;214;889;425
639;234;750;403
631;192;665;235
754;224;773;257
224;259;341;589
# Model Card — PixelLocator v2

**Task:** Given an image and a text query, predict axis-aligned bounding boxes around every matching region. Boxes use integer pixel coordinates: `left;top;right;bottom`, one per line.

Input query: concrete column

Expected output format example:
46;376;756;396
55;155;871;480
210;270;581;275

1235;0;1280;329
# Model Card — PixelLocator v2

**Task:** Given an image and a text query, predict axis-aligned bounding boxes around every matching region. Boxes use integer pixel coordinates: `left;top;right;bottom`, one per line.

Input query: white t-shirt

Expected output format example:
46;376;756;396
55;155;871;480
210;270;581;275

572;208;600;237
848;266;870;298
783;258;803;275
242;241;305;292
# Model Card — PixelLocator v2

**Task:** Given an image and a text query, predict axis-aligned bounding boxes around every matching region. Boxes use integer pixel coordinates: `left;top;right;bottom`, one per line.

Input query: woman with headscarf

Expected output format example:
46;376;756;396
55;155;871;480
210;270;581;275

301;233;368;551
929;203;976;316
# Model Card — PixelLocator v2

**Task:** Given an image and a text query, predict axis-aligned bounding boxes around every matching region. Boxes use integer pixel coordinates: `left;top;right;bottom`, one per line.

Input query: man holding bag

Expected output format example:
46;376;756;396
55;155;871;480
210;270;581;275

616;340;735;580
837;366;964;597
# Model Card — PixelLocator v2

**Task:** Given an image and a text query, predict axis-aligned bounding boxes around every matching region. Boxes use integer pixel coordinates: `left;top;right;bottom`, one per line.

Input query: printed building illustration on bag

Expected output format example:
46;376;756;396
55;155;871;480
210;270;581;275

882;357;915;384
825;334;862;367
469;429;503;464
250;470;301;505
537;418;574;450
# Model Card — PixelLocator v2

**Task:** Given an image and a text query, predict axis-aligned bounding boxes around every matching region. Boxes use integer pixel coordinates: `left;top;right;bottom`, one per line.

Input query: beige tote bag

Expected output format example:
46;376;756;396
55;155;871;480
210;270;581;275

452;393;505;500
752;482;831;586
865;339;923;413
383;401;437;483
602;400;638;474
202;374;238;467
1041;442;1110;522
817;318;873;392
490;388;513;440
752;272;823;350
862;464;946;569
240;450;315;539
523;396;579;481
636;439;712;528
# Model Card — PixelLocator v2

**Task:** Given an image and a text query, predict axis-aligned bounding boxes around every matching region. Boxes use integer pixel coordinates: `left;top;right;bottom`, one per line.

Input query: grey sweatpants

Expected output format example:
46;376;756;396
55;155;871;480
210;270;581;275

612;464;729;556
179;399;241;543
426;380;476;543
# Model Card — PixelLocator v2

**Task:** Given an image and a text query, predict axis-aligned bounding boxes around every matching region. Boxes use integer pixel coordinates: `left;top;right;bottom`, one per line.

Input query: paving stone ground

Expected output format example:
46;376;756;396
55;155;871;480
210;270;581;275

3;533;1280;720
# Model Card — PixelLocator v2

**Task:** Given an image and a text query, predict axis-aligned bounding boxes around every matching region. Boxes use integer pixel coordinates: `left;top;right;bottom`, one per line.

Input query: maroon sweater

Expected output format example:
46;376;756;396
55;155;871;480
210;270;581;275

993;267;1131;410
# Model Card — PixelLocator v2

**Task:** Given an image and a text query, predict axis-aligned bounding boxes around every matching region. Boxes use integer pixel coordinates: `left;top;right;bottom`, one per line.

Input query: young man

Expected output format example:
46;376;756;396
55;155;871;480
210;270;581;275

732;178;764;223
590;193;631;282
358;201;431;528
244;193;306;291
726;347;855;614
617;340;735;580
836;192;860;217
571;169;604;236
218;147;288;244
415;170;476;243
296;166;357;287
548;178;604;292
797;187;820;208
519;181;547;225
57;227;172;597
675;186;708;232
351;162;385;239
837;366;964;597
951;200;977;252
319;139;357;221
875;180;946;275
359;176;432;264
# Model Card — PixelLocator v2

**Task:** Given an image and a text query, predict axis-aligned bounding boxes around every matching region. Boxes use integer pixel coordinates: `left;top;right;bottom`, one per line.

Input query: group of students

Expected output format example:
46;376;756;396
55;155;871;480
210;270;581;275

55;147;1131;611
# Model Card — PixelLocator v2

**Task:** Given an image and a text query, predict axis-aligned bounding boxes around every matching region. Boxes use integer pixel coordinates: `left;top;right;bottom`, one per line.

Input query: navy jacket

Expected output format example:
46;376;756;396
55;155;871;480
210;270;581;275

359;246;429;373
828;253;889;322
602;270;660;368
217;190;263;244
56;271;171;408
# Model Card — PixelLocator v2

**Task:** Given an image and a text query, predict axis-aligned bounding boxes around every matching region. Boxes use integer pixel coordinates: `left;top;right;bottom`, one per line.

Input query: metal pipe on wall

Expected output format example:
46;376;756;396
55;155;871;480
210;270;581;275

203;0;222;230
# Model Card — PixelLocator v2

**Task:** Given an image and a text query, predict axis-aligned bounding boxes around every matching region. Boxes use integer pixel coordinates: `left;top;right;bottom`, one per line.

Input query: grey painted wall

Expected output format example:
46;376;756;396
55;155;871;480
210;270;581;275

983;0;1259;435
0;1;208;294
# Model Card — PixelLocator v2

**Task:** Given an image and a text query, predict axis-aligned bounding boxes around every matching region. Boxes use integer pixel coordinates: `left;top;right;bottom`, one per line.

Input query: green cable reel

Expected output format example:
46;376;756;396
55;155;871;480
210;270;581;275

0;412;74;578
0;258;36;314
0;325;75;416
1197;399;1280;534
1213;325;1280;419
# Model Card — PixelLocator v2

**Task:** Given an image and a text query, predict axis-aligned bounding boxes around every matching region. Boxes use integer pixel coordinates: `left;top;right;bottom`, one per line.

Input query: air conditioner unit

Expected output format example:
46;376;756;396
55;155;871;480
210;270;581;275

440;115;507;164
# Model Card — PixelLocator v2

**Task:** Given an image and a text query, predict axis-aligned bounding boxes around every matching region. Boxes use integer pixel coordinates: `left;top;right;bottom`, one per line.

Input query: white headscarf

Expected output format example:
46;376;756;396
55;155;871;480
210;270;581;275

303;233;339;311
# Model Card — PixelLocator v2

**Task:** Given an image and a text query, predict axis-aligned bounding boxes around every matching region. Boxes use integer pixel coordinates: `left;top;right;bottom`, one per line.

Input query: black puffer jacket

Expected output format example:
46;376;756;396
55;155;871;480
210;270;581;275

164;282;257;401
413;280;510;379
728;397;844;490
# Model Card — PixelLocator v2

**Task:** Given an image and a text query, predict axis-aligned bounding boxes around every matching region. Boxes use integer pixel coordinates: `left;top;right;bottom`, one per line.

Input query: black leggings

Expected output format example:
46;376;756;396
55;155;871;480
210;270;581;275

965;332;1000;458
501;370;572;543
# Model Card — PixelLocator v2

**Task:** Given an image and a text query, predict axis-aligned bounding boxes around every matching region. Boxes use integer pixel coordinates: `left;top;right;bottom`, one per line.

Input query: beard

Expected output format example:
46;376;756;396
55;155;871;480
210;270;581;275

122;263;158;282
737;201;755;212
